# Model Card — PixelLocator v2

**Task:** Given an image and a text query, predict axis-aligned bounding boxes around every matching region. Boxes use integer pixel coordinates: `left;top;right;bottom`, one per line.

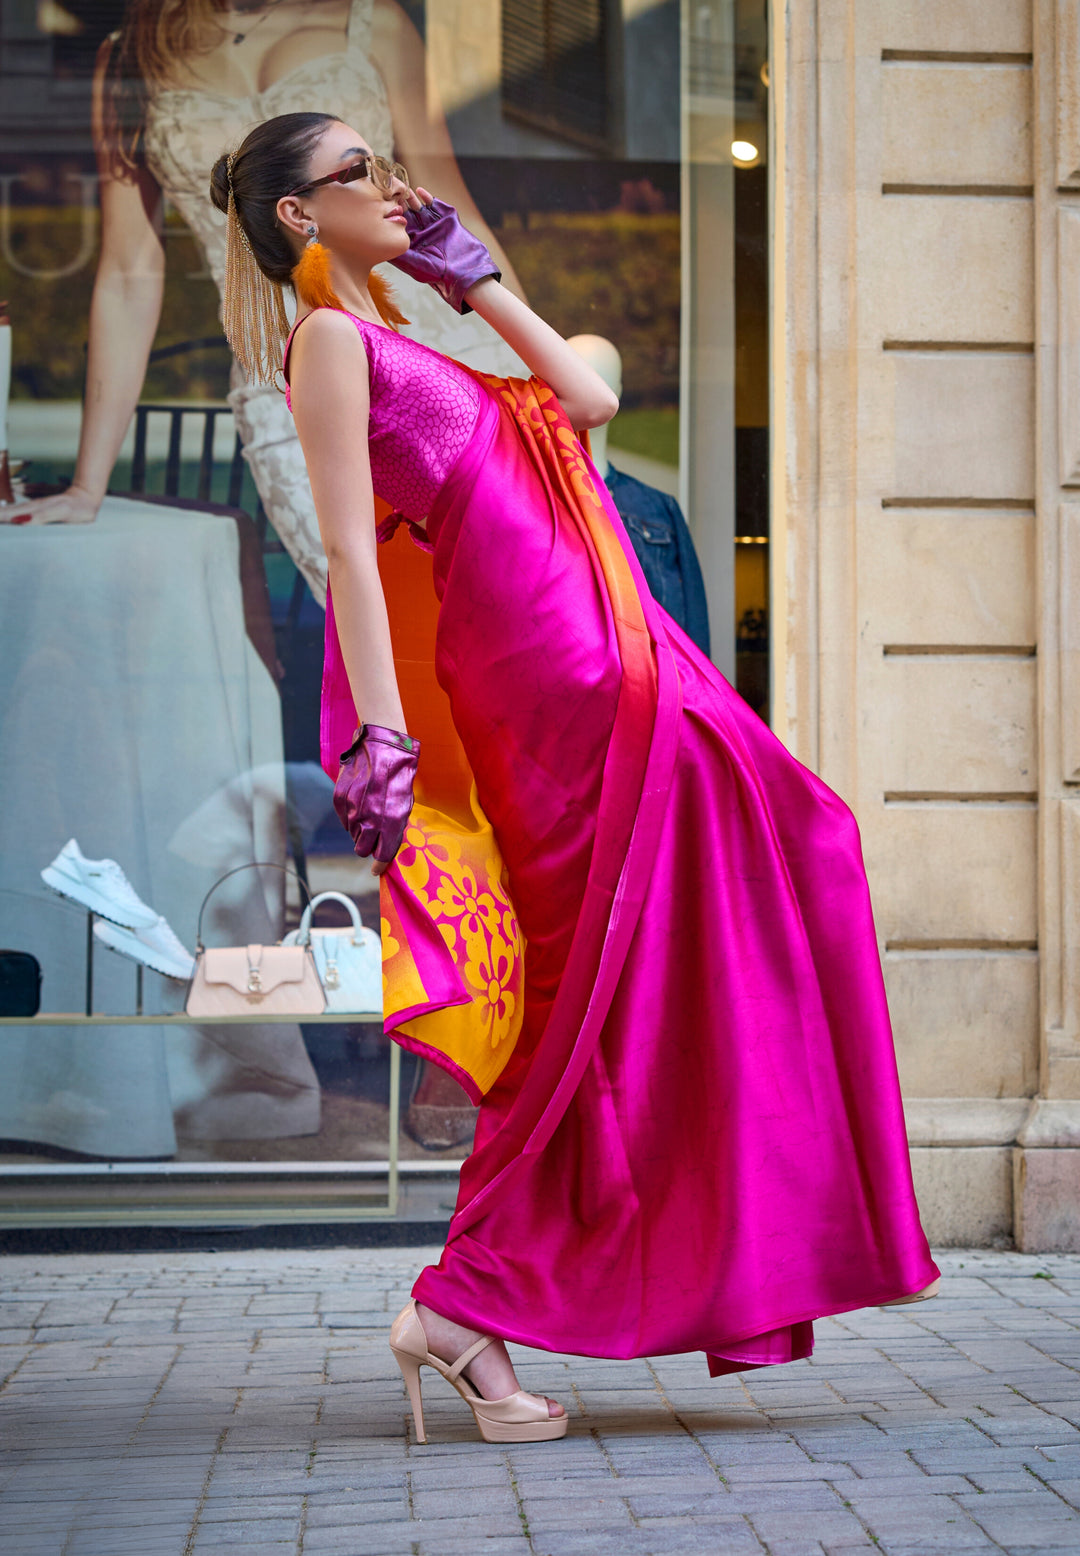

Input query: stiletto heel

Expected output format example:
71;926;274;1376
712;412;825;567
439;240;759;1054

388;1300;568;1444
390;1342;428;1443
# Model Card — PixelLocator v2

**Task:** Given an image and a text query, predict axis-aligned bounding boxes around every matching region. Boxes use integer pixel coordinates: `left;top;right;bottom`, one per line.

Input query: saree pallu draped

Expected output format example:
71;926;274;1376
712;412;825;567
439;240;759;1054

323;374;938;1372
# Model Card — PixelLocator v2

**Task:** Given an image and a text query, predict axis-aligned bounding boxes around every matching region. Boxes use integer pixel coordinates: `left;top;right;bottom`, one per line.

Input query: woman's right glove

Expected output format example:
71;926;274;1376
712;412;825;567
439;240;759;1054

388;197;501;314
333;724;420;864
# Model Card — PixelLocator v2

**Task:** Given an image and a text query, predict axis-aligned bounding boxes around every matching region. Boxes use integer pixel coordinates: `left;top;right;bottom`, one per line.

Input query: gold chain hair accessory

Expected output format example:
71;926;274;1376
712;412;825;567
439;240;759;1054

221;150;290;384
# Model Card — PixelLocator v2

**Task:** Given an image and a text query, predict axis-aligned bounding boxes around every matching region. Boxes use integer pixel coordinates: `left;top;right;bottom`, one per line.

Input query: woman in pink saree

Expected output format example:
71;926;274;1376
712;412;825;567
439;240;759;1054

213;112;939;1445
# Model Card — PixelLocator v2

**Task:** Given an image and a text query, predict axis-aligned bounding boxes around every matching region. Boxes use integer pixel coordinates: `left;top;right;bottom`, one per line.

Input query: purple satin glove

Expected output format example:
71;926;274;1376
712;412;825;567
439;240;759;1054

388;197;501;314
333;724;420;864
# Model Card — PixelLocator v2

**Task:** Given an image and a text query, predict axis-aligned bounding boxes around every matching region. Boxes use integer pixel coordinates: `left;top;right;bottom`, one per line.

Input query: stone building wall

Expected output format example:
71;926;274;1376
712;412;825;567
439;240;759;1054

774;0;1080;1248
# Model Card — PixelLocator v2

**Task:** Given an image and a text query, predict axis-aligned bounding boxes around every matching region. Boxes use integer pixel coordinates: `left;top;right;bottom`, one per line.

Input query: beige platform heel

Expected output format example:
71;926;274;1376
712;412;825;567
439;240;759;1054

389;1300;568;1444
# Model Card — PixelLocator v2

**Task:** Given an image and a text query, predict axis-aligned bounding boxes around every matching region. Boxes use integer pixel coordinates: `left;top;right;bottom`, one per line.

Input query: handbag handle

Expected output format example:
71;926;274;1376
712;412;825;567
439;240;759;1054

297;890;367;944
194;861;313;951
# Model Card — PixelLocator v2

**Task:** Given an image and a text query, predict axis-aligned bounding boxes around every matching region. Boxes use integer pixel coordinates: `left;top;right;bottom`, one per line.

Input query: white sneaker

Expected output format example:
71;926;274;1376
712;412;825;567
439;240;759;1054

41;839;159;930
93;915;196;982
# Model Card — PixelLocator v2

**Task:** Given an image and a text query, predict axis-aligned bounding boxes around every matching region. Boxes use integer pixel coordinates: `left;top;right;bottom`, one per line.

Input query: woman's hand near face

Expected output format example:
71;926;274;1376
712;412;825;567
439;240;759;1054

371;0;526;302
389;184;502;313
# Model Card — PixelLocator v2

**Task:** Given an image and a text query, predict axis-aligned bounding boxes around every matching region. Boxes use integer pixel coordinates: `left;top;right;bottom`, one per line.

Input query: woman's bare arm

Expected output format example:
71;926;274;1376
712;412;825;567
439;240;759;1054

6;36;165;524
288;310;406;735
371;0;526;302
462;278;619;430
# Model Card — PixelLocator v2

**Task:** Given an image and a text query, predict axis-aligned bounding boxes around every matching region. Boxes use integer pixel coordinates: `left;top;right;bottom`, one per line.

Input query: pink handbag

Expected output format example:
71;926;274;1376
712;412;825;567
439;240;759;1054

185;863;326;1019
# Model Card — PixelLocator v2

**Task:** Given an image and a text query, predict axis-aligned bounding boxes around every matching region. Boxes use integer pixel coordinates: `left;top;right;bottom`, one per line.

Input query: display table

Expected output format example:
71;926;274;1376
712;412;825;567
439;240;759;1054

0;496;321;1158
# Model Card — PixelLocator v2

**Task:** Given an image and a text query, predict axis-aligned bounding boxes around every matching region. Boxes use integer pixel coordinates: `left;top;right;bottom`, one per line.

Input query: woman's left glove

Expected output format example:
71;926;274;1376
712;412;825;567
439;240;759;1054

388;197;501;314
333;724;420;864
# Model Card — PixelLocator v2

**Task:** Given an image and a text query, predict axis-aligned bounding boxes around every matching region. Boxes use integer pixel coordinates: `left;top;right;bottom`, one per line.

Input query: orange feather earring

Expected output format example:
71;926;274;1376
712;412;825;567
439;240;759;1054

368;270;410;330
292;225;342;311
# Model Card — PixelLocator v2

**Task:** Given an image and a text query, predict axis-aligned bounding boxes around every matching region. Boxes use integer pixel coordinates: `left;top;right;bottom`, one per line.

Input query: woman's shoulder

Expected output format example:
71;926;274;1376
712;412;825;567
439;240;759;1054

284;309;376;414
295;306;370;346
286;306;369;375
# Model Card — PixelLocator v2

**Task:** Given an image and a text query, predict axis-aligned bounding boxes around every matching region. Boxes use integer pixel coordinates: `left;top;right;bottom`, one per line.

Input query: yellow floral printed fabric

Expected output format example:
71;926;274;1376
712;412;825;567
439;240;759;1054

380;784;525;1100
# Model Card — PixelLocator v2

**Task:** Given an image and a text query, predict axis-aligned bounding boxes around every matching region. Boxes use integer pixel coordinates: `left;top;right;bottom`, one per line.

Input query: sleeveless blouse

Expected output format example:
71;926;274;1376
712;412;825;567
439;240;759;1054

285;312;483;524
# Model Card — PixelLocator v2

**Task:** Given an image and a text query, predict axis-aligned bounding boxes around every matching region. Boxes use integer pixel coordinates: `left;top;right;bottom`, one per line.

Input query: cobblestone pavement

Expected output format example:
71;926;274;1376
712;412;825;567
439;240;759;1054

1;1248;1079;1555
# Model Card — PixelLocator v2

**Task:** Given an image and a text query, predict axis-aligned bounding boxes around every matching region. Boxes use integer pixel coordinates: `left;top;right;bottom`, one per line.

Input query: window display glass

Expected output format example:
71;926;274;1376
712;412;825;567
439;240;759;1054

0;0;768;1226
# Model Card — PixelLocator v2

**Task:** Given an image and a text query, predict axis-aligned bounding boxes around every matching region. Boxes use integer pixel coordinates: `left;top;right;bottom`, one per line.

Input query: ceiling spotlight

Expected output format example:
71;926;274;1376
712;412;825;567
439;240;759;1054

731;140;758;164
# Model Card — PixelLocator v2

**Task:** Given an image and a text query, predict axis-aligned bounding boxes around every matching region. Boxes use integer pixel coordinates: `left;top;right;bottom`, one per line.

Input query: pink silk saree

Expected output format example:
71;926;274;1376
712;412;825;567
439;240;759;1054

322;369;938;1373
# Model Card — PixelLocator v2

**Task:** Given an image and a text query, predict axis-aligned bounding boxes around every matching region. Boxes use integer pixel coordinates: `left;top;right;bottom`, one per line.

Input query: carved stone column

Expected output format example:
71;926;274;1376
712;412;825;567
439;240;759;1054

1017;0;1080;1249
776;0;1073;1247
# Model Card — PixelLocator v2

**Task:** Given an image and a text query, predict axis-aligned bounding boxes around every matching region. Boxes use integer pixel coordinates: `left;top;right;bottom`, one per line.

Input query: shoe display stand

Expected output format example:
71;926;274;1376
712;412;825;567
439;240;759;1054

0;920;402;1225
81;906;140;1018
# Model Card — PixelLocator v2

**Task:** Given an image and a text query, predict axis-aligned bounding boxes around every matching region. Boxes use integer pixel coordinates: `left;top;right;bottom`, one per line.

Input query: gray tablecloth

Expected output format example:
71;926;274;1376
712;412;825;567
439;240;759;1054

0;497;319;1157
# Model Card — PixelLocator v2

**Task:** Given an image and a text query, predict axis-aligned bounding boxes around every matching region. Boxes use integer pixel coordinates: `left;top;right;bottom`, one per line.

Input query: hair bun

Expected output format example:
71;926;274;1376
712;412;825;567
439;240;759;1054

209;152;232;215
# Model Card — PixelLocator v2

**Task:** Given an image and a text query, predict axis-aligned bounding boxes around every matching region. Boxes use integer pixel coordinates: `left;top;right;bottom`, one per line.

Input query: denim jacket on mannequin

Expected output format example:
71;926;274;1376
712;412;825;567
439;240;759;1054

605;464;711;658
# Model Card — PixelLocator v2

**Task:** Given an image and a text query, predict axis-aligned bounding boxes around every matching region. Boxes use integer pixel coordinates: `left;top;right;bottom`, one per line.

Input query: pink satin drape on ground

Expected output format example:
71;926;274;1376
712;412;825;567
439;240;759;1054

323;371;938;1373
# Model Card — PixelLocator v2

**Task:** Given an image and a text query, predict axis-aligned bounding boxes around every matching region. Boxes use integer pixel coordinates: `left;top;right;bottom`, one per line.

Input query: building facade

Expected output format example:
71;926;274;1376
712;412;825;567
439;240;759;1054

1;0;1075;1248
774;0;1079;1249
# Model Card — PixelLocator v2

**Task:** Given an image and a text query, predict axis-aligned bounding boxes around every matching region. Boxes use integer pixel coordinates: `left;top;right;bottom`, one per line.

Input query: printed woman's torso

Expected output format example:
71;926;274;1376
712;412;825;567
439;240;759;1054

141;0;525;381
143;0;393;296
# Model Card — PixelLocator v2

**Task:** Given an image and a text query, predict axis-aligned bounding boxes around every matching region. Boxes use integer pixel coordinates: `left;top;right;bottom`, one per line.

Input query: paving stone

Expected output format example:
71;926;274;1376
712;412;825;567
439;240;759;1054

0;1541;71;1556
870;1545;1001;1556
836;1474;974;1496
539;1524;763;1554
416;1540;529;1555
56;1499;202;1527
406;1462;512;1488
721;1461;857;1483
747;1510;870;1546
187;1519;302;1544
411;1485;519;1518
964;1469;1044;1492
724;1485;854;1515
628;1489;733;1518
591;1472;720;1495
189;1546;295;1556
197;1497;304;1522
954;1492;1080;1546
300;1522;423;1553
842;1494;1004;1546
302;1497;412;1529
62;1525;193;1554
1039;1474;1080;1505
517;1489;636;1521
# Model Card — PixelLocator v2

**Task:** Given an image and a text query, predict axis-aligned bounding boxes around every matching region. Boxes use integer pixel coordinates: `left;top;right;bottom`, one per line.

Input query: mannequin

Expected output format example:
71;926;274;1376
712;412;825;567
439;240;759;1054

566;334;623;479
567;335;711;657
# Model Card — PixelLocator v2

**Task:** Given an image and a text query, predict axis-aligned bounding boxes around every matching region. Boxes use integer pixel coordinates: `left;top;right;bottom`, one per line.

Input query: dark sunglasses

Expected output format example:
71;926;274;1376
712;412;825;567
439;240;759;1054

288;153;410;198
